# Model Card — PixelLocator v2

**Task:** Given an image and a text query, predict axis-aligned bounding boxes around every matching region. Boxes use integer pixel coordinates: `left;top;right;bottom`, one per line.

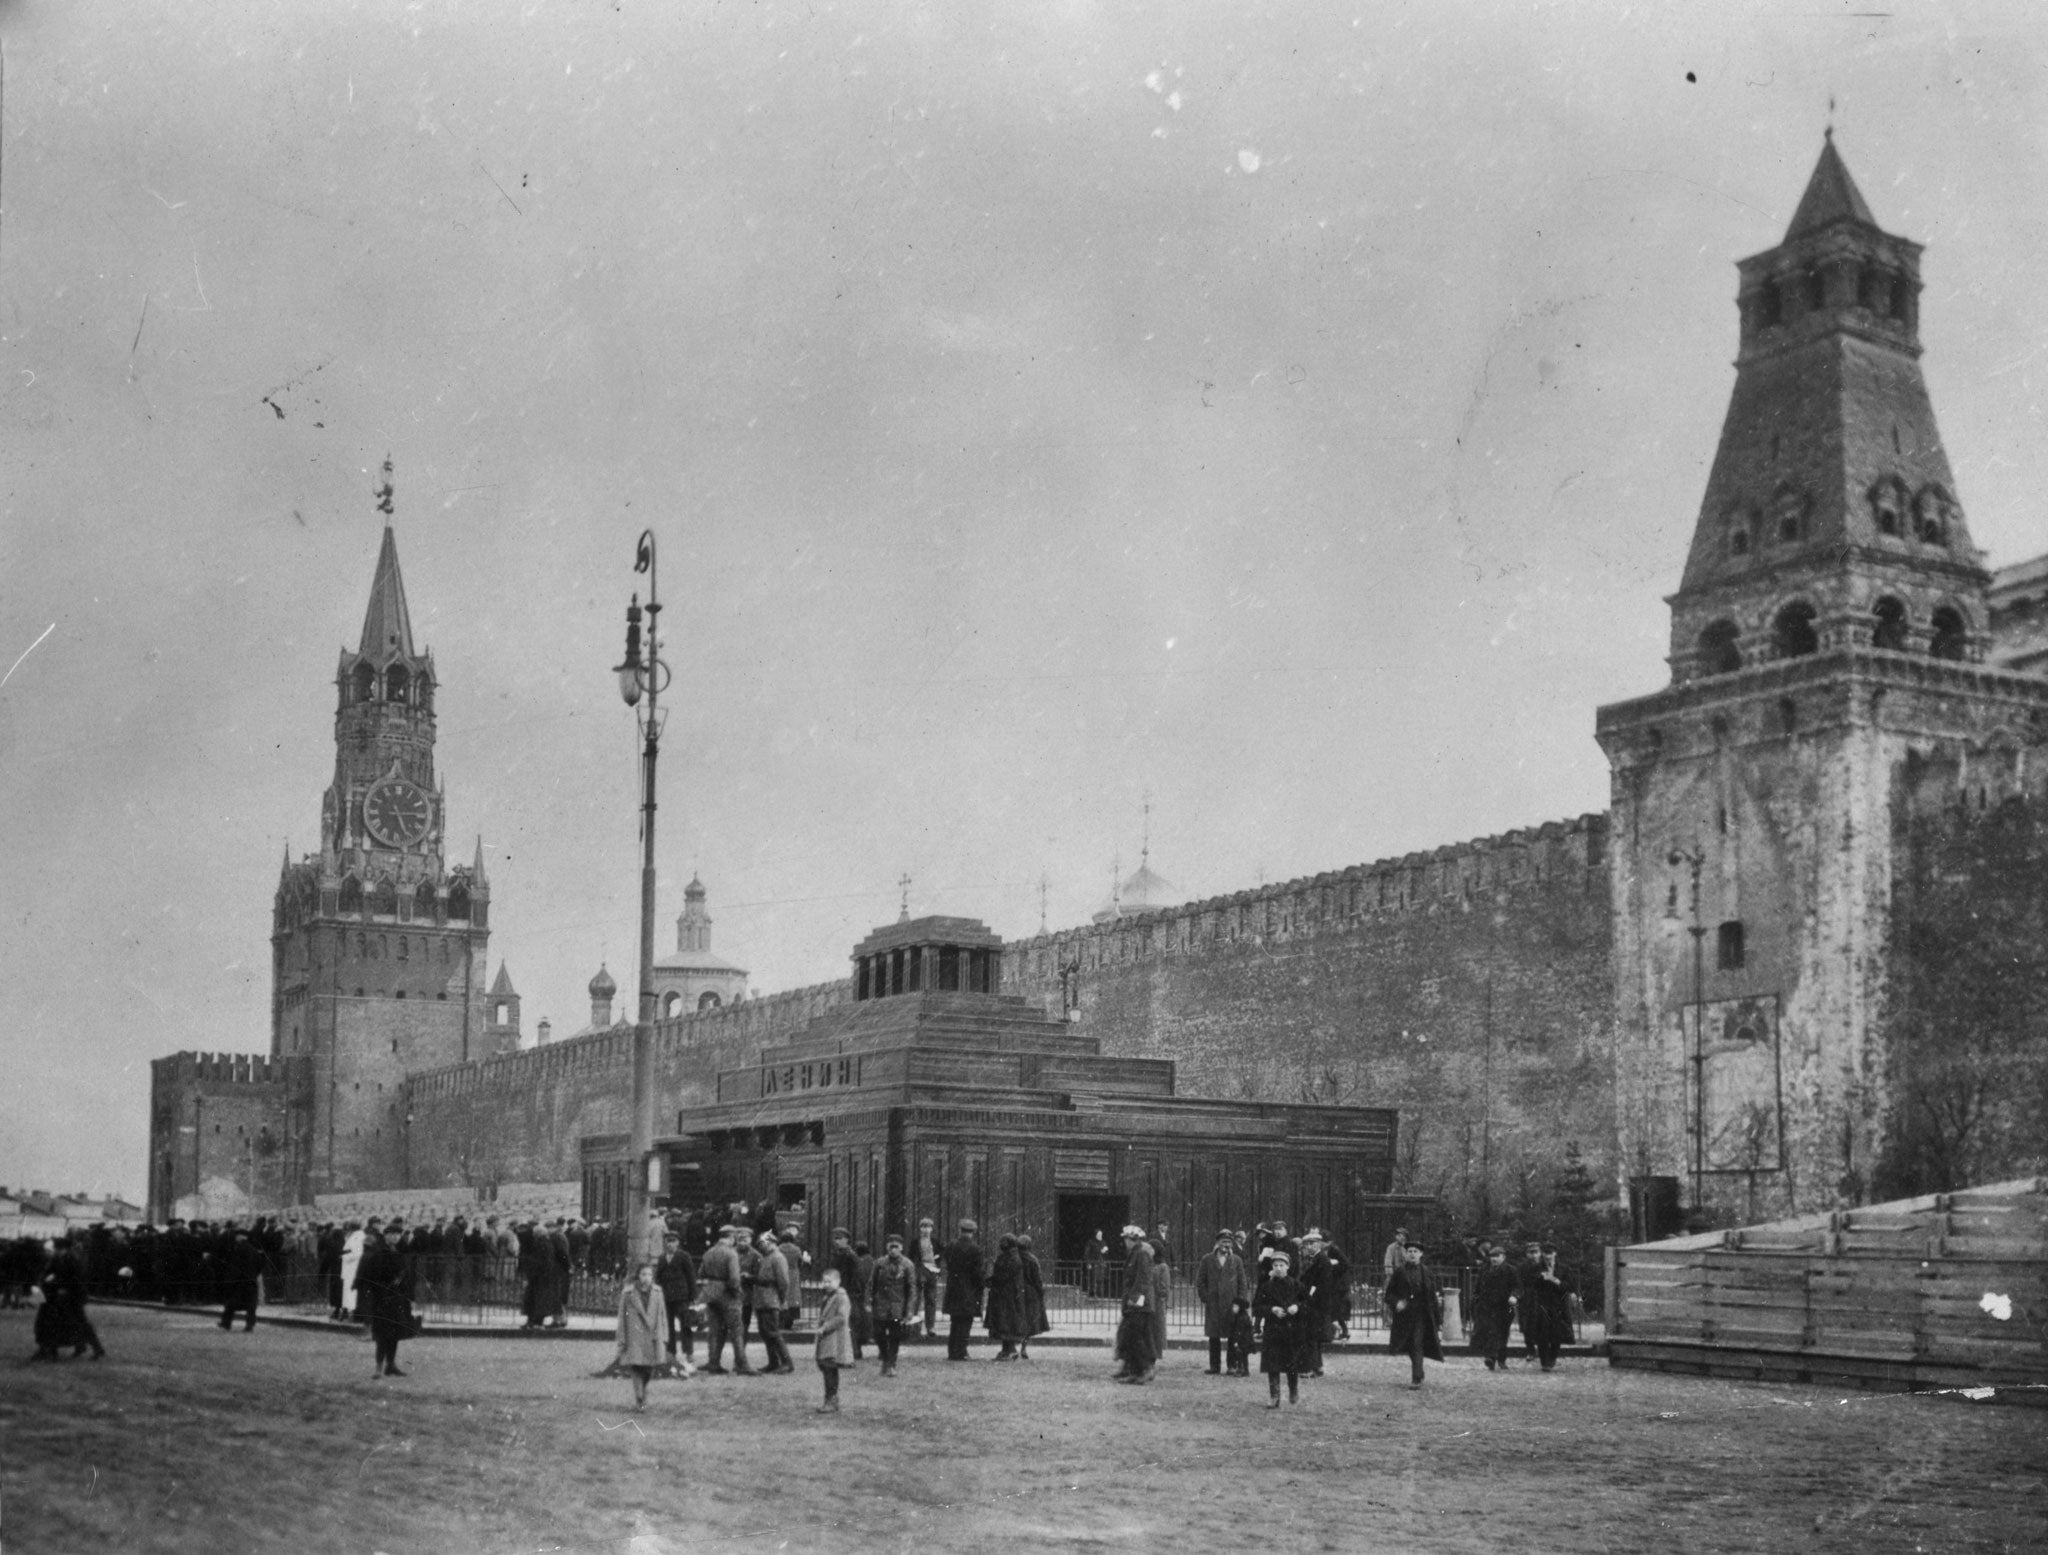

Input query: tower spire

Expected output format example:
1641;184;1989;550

472;835;488;886
357;464;417;660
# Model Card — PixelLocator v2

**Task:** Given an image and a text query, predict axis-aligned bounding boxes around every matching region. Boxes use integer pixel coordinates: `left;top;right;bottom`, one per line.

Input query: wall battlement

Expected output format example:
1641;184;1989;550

155;1051;298;1086
405;976;851;1102
1003;813;1607;989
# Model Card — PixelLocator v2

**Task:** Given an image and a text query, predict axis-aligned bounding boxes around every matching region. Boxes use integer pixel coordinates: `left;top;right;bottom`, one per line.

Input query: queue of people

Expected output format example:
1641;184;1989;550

13;1205;1580;1415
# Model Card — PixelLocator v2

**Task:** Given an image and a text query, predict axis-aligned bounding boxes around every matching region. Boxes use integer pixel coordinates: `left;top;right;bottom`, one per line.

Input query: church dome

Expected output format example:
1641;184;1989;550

588;963;617;998
1093;861;1180;923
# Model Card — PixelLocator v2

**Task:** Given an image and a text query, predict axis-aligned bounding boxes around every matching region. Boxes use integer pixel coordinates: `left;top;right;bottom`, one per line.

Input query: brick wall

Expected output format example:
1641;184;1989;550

1002;816;1616;1225
400;978;849;1187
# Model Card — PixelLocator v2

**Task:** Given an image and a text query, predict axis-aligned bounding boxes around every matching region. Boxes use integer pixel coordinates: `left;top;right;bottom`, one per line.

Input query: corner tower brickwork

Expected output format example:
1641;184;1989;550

1597;138;2048;1222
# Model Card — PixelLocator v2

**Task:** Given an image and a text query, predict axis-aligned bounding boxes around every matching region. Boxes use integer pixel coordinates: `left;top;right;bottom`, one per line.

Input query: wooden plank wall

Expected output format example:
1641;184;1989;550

1611;1180;2048;1389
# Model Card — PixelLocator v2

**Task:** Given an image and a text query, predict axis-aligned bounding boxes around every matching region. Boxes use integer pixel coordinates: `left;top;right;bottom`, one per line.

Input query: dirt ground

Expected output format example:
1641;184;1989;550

1;1305;2041;1555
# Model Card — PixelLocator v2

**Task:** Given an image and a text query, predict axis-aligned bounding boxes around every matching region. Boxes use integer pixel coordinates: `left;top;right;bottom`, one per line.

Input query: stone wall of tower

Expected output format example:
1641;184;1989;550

399;980;849;1188
1601;650;2048;1222
147;1053;312;1220
1000;817;1615;1224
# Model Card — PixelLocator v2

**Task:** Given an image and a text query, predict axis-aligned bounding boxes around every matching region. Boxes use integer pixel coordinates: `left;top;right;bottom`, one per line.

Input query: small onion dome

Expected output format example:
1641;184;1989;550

588;963;617;998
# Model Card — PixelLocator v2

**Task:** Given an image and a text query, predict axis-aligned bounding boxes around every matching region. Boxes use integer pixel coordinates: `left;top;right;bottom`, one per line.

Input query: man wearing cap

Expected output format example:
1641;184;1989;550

1195;1229;1250;1375
1112;1225;1157;1383
1298;1230;1337;1378
1385;1241;1445;1388
867;1233;915;1377
654;1231;698;1370
1522;1243;1575;1370
1383;1226;1410;1283
911;1217;943;1338
697;1225;753;1374
751;1230;797;1374
941;1220;986;1361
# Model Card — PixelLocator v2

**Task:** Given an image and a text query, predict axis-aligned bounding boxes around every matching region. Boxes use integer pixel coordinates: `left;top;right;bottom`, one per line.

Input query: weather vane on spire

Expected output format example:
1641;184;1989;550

1039;872;1049;935
898;873;912;921
375;456;395;518
1140;789;1153;868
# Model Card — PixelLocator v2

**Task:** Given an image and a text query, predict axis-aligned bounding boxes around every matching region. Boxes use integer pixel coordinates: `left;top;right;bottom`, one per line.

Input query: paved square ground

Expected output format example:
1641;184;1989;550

2;1305;2040;1554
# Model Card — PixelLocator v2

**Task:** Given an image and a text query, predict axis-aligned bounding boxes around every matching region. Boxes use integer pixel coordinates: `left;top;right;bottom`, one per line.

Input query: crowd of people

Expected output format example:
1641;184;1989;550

9;1204;1580;1413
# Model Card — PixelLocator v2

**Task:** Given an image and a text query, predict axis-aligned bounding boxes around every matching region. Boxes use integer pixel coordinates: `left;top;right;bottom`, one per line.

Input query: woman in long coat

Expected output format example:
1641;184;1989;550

1384;1243;1445;1388
1016;1234;1050;1359
357;1226;417;1378
1253;1251;1307;1407
985;1234;1030;1360
614;1262;669;1411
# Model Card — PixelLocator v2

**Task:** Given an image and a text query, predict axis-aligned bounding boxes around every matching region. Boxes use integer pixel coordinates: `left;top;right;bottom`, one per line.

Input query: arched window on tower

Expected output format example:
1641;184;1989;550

1868;476;1908;538
414;881;438;921
1929;606;1969;661
1699;620;1743;676
447;881;471;921
698;991;723;1011
1773;601;1819;659
415;674;433;713
386;664;410;705
1889;276;1914;326
339;875;363;914
1913;484;1956;547
370;878;397;916
1773;485;1811;545
1725;505;1752;559
1871;596;1909;652
1803;267;1827;311
663;991;683;1019
1857;264;1885;312
352;662;377;704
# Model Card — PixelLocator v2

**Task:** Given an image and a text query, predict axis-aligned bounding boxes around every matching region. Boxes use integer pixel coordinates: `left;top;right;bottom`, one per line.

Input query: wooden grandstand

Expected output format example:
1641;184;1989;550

1606;1177;2047;1400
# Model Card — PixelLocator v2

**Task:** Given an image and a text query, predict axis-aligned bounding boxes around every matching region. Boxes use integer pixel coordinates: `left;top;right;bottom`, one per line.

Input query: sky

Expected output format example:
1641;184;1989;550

5;1;2048;1200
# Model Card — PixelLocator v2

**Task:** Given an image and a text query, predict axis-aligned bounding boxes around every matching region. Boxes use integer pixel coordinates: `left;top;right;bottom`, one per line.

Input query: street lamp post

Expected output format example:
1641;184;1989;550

1667;845;1707;1215
615;531;670;1269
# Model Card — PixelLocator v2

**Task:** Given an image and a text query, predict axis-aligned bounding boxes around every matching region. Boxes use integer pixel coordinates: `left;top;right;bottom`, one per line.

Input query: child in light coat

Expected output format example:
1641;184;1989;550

815;1266;854;1413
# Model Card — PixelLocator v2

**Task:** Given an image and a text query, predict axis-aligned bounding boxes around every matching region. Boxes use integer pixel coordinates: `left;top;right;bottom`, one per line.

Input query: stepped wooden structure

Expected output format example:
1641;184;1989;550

1607;1178;2048;1399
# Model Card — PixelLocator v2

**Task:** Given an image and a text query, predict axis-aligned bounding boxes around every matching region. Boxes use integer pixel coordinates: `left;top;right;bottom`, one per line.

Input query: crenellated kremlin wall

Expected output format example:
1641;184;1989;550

1001;815;1616;1213
400;979;850;1188
393;815;1617;1219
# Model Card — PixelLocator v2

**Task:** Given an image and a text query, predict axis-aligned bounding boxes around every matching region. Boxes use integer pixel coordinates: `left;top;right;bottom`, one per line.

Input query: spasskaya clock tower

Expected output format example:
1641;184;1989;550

268;462;516;1198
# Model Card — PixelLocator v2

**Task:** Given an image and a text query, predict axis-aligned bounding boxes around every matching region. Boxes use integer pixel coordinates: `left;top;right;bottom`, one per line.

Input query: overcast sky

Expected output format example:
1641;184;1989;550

5;2;2048;1199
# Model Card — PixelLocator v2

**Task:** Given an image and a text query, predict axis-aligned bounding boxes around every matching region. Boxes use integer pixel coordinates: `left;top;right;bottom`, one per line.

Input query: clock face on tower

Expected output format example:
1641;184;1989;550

363;779;432;847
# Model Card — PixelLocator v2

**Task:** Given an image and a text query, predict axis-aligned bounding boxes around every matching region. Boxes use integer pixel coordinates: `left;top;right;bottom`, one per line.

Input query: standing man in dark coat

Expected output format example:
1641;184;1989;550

1297;1231;1332;1378
1016;1234;1050;1359
1254;1249;1307;1407
1521;1244;1575;1370
1111;1225;1157;1384
1473;1243;1520;1370
1384;1242;1445;1388
358;1223;417;1378
217;1230;264;1332
866;1233;915;1377
941;1220;986;1361
751;1231;797;1375
654;1231;698;1370
697;1224;752;1375
1195;1229;1251;1375
985;1234;1028;1360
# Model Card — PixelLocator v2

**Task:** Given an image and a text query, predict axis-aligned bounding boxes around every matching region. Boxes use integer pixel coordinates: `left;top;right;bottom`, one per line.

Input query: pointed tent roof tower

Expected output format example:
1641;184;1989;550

489;963;517;996
1665;134;1990;678
1784;129;1877;238
357;461;417;661
471;835;488;887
